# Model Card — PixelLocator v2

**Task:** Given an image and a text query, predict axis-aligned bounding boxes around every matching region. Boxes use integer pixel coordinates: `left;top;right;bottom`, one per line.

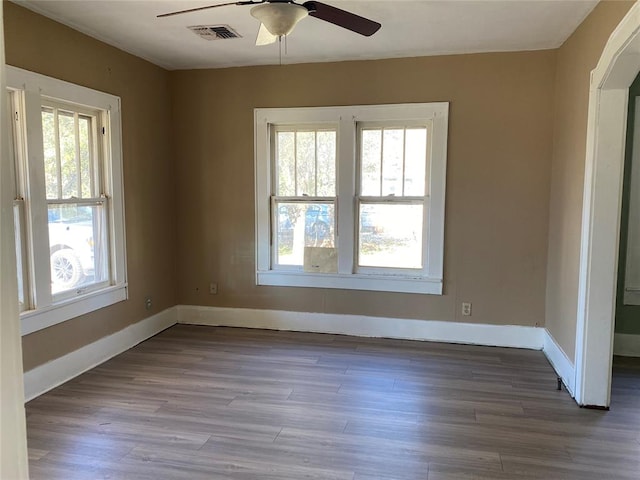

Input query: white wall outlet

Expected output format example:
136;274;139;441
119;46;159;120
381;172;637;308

462;302;472;316
145;297;152;310
209;283;218;295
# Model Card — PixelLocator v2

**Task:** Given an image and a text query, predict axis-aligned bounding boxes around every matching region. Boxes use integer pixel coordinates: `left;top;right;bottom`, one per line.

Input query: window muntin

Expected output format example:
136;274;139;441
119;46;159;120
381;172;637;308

255;103;448;295
272;126;337;270
7;66;127;335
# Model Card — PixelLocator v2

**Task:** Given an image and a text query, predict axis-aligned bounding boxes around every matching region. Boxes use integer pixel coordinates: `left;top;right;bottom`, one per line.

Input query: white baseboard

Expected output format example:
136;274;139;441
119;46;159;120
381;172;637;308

542;329;575;397
177;305;544;350
23;305;548;402
614;332;640;357
23;306;178;401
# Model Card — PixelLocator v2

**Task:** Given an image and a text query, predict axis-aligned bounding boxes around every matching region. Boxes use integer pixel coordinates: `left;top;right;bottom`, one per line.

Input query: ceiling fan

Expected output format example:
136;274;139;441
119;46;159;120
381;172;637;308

158;0;382;46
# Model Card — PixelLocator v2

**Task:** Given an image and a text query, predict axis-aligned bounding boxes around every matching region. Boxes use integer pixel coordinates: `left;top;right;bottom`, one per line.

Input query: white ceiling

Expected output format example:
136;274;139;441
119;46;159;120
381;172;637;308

13;0;599;70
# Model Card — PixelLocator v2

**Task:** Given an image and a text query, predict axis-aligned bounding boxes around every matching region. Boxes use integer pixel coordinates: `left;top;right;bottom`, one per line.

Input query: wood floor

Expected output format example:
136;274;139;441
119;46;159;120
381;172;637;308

26;325;640;480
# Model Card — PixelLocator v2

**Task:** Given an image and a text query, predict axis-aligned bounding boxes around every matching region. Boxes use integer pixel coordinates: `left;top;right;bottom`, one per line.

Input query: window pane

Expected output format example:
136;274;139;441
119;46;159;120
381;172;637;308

79;116;93;198
382;129;404;196
316;131;336;197
49;203;109;294
296;131;316;196
42;108;59;199
13;203;28;312
275;202;335;266
361;129;381;196
58;111;78;198
404;128;427;196
276;131;295;196
358;203;423;269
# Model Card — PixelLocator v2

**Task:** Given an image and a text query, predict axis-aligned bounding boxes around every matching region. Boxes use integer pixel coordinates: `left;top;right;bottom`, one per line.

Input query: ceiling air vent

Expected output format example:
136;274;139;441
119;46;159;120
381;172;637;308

188;25;241;40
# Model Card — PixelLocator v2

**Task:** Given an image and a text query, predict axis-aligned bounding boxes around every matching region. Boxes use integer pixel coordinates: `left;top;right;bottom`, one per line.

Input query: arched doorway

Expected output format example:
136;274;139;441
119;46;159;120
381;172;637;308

575;4;640;407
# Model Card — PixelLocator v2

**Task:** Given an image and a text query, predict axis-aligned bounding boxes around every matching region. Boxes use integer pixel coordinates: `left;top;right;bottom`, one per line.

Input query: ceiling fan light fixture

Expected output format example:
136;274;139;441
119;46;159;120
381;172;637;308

250;3;309;37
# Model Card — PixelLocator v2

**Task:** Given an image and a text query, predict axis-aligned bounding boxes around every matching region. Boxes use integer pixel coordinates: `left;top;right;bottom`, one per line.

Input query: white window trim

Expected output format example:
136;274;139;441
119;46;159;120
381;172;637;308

255;103;448;295
7;66;127;336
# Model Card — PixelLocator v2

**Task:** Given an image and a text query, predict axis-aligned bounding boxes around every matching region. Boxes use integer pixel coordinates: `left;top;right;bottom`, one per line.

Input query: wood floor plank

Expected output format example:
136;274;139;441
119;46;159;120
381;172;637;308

25;325;640;479
272;426;503;475
124;445;357;480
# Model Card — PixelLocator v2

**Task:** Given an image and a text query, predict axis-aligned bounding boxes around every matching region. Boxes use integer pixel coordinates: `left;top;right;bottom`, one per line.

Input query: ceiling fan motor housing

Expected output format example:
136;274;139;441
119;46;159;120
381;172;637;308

250;2;309;37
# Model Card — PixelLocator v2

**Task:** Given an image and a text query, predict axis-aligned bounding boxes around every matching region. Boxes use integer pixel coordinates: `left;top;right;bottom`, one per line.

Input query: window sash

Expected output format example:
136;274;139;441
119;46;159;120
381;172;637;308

270;196;336;271
41;101;101;201
271;125;338;197
356;198;428;275
8;90;31;311
46;197;112;300
357;121;432;198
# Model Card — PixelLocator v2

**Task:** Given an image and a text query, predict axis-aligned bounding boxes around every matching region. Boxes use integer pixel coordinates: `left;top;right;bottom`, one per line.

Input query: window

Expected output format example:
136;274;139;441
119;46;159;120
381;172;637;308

7;67;127;335
255;103;449;294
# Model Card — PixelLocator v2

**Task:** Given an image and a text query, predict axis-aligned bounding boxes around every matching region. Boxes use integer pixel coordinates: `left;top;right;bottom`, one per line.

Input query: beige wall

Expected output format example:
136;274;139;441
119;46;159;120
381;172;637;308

171;51;556;327
4;2;177;371
545;0;634;361
7;0;631;375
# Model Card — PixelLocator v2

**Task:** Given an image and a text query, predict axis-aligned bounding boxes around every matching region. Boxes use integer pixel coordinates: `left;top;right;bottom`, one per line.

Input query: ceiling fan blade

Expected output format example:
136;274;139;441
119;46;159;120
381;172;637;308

256;23;277;46
302;1;381;37
157;1;263;18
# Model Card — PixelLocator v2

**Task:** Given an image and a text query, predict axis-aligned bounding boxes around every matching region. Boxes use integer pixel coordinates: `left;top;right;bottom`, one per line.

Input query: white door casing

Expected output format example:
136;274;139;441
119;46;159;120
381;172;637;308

0;0;30;477
576;2;640;407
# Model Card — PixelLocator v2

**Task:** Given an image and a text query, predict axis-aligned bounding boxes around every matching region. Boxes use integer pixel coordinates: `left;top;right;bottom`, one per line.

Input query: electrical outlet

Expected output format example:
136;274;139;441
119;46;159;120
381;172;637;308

462;302;472;316
209;283;218;295
145;297;152;310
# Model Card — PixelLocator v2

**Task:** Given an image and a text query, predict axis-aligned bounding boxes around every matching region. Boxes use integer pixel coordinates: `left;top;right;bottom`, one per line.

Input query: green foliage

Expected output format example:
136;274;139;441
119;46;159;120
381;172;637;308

276;129;336;198
42;108;93;200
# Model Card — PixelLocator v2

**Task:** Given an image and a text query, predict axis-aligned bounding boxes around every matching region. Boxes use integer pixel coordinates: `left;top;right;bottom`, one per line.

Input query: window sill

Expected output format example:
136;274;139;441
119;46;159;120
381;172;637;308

256;271;442;294
20;284;128;336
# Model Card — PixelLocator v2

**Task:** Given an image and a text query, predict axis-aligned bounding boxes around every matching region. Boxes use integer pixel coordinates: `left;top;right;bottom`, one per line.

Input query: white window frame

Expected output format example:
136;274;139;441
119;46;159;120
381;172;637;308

255;103;448;294
7;66;127;335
